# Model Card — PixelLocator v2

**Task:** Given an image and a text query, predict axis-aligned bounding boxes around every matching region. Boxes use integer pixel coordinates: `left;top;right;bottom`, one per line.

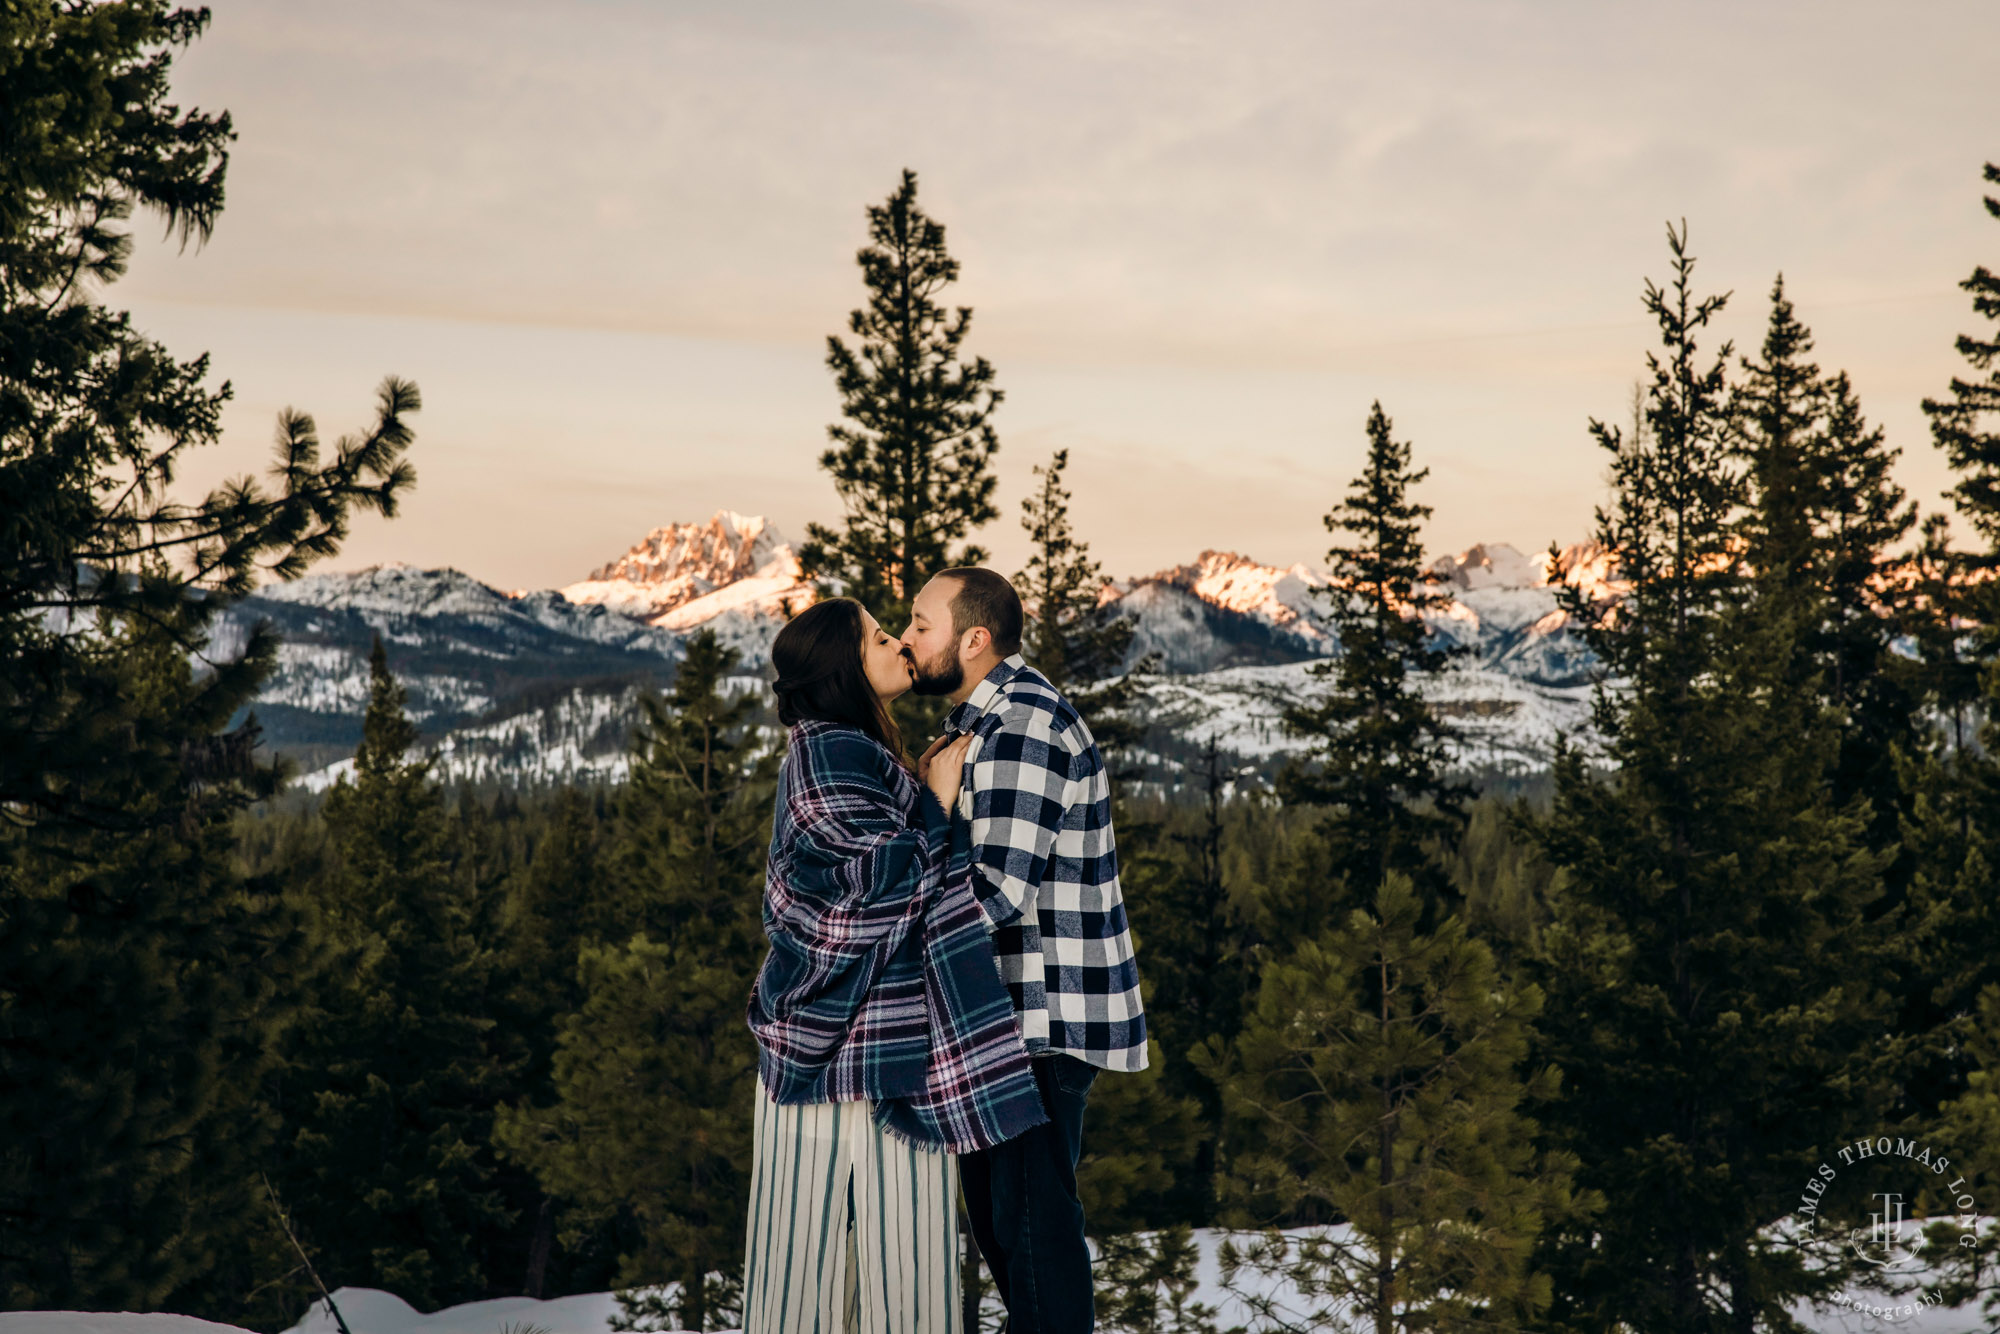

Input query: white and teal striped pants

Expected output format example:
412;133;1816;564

741;1085;962;1334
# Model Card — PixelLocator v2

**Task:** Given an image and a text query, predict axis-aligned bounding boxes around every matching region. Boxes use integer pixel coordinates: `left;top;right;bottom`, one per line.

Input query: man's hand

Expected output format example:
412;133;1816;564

917;732;954;784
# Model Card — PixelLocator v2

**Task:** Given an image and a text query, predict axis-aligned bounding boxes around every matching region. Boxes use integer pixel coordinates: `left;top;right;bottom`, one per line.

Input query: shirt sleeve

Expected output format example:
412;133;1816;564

963;702;1072;930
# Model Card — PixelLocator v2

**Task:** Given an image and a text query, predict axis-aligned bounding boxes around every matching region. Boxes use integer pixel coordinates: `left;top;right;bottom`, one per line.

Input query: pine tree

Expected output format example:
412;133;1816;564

1896;161;2000;1160
0;614;313;1312
1922;162;2000;551
505;786;612;1050
1278;401;1468;927
1015;448;1153;756
503;936;759;1333
0;4;415;1314
0;0;417;830
1927;983;2000;1321
500;784;614;1297
1207;874;1583;1334
496;631;777;1332
1732;277;1917;827
613;629;778;945
800;168;1002;625
1018;449;1134;689
1733;275;1824;592
1093;1225;1220;1334
1119;738;1253;1225
1532;226;1899;1333
275;638;515;1310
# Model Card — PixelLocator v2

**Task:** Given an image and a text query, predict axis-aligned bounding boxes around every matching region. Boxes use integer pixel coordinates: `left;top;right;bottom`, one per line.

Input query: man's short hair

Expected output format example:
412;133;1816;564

933;566;1023;657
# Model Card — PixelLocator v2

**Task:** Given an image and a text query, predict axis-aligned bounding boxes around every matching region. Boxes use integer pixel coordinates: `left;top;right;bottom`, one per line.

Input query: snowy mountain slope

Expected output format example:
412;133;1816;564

216;564;686;772
224;516;1622;789
294;676;772;794
1104;540;1611;688
1127;658;1599;779
1107;578;1321;674
1420;541;1609;687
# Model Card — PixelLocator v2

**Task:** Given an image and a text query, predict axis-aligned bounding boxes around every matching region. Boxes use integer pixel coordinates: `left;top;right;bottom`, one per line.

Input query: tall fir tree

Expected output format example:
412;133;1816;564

1206;874;1584;1334
0;614;313;1313
612;629;779;945
800;168;1002;628
1907;159;2000;998
274;637;516;1311
1015;448;1153;756
499;784;616;1298
1897;161;2000;1176
1813;369;1922;810
1531;226;1899;1334
1732;277;1917;834
0;3;415;1314
1017;448;1134;689
1117;737;1254;1227
1866;170;2000;1075
504;786;613;1075
1922;162;2000;553
1278;401;1468;929
496;631;777;1332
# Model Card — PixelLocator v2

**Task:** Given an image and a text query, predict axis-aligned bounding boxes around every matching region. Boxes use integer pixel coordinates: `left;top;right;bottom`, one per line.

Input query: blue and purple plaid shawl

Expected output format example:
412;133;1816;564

747;718;1047;1153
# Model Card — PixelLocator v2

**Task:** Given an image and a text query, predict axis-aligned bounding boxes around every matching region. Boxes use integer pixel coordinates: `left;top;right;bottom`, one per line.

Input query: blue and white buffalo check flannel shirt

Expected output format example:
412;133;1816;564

942;654;1148;1073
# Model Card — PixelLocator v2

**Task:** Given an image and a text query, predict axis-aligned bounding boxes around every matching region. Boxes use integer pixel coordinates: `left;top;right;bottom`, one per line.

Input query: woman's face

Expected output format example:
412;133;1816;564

859;608;914;703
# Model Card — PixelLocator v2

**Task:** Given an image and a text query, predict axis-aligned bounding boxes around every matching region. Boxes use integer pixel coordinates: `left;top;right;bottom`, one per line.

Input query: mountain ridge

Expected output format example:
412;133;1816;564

226;511;1618;787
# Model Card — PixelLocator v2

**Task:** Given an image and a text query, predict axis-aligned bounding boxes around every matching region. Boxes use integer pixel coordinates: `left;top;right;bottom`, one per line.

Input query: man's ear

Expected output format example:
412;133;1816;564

962;625;992;659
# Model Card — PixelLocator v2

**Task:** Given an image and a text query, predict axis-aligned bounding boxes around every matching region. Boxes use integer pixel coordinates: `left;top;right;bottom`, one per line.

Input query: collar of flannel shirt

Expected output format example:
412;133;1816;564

944;653;1028;737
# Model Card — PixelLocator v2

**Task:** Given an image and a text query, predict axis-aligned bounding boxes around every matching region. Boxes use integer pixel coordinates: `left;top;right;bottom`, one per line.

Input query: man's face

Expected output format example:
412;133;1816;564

901;578;965;698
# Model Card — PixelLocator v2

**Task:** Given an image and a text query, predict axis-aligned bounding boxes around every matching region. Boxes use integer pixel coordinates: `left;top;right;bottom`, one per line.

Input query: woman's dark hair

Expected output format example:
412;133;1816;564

771;596;906;763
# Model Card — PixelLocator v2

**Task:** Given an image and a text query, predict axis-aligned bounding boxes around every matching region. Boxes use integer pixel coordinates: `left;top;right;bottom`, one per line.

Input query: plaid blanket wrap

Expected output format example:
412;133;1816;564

747;719;1047;1154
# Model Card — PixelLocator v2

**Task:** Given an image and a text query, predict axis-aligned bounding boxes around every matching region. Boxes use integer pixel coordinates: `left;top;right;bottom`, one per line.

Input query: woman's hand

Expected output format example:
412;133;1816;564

917;733;952;783
923;733;974;812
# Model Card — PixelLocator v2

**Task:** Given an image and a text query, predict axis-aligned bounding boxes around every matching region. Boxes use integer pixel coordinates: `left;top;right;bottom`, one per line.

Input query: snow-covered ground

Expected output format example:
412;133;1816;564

4;1225;1988;1334
1130;658;1602;775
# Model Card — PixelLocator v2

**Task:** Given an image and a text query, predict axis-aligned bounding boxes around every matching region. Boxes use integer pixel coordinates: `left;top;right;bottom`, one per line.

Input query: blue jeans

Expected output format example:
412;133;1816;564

960;1053;1099;1334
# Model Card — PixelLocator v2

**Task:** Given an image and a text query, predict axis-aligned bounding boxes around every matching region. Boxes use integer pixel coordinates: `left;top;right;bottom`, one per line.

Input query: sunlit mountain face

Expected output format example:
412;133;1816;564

219;512;1622;791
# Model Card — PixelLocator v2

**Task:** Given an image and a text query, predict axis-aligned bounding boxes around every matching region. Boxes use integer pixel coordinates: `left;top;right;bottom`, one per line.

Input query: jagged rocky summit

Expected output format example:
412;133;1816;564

555;510;815;646
218;512;1617;790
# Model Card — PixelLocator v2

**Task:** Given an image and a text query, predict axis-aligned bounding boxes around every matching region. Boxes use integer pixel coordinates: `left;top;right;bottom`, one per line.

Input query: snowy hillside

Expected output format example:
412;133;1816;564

218;515;1621;789
1129;659;1599;778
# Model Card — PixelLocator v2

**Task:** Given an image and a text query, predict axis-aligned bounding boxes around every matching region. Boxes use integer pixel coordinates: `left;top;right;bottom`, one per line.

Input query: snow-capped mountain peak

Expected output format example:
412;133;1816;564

1430;542;1543;591
226;519;1624;791
1157;550;1329;625
1123;550;1334;648
558;511;812;627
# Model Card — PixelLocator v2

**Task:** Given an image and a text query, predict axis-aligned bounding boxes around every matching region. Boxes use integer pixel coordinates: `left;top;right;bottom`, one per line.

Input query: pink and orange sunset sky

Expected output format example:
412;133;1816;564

125;0;2000;591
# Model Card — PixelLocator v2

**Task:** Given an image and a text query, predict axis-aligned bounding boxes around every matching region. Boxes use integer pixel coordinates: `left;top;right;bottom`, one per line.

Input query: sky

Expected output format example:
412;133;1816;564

122;0;2000;593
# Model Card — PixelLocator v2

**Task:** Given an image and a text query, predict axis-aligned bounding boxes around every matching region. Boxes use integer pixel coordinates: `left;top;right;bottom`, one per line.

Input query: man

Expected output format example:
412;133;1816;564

900;566;1147;1334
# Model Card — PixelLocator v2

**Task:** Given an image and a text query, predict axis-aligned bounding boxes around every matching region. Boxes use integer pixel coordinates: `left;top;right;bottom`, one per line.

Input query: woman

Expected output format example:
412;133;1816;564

742;597;1046;1334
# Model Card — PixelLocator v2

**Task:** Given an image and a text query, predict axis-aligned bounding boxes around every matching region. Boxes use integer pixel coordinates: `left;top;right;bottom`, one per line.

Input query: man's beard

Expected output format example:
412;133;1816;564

905;644;964;697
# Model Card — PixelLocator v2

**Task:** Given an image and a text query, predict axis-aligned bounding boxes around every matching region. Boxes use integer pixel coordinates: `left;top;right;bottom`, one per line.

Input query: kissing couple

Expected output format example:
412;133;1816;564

740;567;1147;1334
